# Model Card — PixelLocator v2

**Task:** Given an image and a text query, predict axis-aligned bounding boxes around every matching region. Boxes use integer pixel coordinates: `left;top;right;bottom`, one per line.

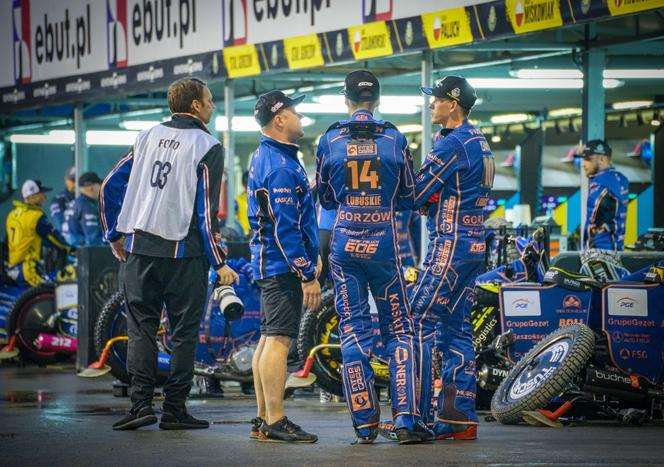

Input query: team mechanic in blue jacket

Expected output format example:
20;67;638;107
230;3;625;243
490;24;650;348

247;90;320;443
49;166;76;244
317;70;430;444
576;139;629;251
410;76;494;441
69;172;105;246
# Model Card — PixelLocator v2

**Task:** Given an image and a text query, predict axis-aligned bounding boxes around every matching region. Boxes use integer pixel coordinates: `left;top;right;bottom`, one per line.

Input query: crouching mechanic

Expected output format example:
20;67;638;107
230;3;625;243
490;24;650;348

410;76;494;440
6;180;72;287
248;90;321;443
317;70;430;444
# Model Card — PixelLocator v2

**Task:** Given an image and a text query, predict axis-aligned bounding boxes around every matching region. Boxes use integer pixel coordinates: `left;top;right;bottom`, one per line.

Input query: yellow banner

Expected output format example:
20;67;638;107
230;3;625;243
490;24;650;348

421;8;474;49
506;0;562;34
348;21;393;61
284;34;325;70
223;44;261;79
607;0;664;16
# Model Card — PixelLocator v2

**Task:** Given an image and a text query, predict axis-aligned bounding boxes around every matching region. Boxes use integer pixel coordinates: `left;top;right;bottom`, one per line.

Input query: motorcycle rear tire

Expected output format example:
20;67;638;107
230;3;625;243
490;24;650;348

297;288;344;397
491;324;594;424
6;283;60;365
94;291;169;386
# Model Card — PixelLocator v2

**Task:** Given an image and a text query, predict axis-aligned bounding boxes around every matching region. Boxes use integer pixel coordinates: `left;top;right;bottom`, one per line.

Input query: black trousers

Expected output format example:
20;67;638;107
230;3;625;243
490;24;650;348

121;253;208;412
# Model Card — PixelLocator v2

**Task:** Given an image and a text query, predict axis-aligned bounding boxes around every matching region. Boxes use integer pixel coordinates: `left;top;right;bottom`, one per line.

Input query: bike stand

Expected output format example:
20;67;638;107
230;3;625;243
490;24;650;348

522;401;573;428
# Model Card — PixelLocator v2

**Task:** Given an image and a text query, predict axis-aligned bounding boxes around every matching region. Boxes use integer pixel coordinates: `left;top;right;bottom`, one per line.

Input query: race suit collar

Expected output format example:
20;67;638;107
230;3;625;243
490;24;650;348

438;119;472;139
591;165;615;179
260;134;300;158
350;109;374;121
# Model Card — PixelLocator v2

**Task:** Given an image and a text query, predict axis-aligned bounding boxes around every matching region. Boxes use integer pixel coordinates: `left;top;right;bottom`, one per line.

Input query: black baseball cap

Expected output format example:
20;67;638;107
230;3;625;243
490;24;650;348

421;75;477;110
340;70;380;102
576;139;612;159
79;172;103;187
254;91;305;127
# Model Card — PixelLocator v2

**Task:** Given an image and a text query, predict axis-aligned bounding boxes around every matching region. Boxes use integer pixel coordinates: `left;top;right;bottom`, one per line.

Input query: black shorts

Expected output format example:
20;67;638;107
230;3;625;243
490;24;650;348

256;272;303;338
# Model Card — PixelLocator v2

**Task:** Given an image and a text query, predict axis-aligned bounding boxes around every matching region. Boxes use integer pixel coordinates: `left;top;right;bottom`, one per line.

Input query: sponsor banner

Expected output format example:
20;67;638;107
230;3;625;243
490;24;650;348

501;285;591;362
284;34;324;70
348;21;393;60
607;0;664;17
602;284;664;384
223;43;260;78
421;8;474;49
505;0;562;34
2;0;663;110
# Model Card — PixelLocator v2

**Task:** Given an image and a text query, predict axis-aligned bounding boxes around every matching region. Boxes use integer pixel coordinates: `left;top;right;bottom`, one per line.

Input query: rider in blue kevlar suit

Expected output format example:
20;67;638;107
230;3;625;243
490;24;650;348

316;70;431;444
410;76;495;440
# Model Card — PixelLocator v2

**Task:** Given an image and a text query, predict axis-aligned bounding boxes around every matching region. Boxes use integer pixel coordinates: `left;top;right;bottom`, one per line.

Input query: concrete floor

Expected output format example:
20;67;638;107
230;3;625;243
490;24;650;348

1;364;663;466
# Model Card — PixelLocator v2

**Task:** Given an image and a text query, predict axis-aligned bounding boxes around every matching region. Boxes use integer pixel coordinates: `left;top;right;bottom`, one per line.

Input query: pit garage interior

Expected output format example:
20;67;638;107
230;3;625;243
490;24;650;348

1;0;664;465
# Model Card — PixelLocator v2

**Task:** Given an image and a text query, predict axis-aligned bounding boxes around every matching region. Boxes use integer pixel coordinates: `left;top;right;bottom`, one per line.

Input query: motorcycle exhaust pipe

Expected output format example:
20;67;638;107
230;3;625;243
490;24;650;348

477;363;509;391
34;333;77;353
582;368;647;403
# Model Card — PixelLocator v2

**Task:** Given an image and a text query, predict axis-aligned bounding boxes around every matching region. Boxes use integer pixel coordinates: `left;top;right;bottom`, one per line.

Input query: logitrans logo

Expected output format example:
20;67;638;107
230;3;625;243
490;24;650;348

12;0;32;84
222;0;247;46
107;0;128;68
362;0;392;23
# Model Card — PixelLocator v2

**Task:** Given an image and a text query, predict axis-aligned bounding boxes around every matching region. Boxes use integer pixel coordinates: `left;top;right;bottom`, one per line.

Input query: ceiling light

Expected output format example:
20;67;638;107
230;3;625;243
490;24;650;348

514;68;664;80
604;69;664;79
120;120;162;130
296;102;347;114
9;130;75;145
490;113;530;124
466;78;620;89
86;130;139;146
491;135;501;143
548;108;582;118
511;69;582;79
409;142;419;150
651;120;662;127
398;124;423;133
612;100;653;110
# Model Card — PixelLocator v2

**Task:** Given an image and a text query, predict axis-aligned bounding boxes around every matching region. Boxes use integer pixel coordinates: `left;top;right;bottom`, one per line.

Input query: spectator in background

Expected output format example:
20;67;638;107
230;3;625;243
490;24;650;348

69;172;104;246
49;166;76;244
235;171;250;236
6;179;71;286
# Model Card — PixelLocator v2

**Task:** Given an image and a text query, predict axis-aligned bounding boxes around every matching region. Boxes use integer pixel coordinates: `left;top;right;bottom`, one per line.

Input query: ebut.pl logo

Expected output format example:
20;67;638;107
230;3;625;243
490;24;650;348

362;0;392;23
12;0;32;84
107;0;128;68
222;0;247;46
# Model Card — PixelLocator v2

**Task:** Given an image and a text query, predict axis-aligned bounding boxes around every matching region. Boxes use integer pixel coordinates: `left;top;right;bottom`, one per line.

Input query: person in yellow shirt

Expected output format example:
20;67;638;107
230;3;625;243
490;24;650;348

235;171;250;236
6;179;71;287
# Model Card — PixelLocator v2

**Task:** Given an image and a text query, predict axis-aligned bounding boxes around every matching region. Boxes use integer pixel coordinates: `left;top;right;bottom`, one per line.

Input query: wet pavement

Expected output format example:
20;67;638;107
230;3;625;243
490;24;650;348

1;364;664;466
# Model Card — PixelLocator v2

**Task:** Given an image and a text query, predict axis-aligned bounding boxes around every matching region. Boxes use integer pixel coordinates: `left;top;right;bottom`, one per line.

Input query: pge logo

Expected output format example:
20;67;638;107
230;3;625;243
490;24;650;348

222;0;247;46
617;296;638;309
12;0;32;84
562;295;582;309
512;299;531;309
362;0;392;23
107;0;128;68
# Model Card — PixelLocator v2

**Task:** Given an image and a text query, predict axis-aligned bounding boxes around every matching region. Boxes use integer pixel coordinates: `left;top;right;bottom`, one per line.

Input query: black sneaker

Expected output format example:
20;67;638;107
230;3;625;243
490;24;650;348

396;421;434;445
250;417;264;439
258;417;318;443
112;406;157;431
354;427;378;445
159;409;210;430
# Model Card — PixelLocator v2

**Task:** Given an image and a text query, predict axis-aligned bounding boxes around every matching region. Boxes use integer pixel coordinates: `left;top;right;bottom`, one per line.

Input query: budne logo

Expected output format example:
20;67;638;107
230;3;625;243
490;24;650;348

12;0;32;84
107;0;128;68
362;0;392;23
222;0;247;46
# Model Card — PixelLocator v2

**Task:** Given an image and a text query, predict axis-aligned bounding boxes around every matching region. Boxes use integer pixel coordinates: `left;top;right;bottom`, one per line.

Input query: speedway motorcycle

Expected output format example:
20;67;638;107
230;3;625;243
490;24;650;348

82;258;260;392
491;261;664;426
0;249;78;364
